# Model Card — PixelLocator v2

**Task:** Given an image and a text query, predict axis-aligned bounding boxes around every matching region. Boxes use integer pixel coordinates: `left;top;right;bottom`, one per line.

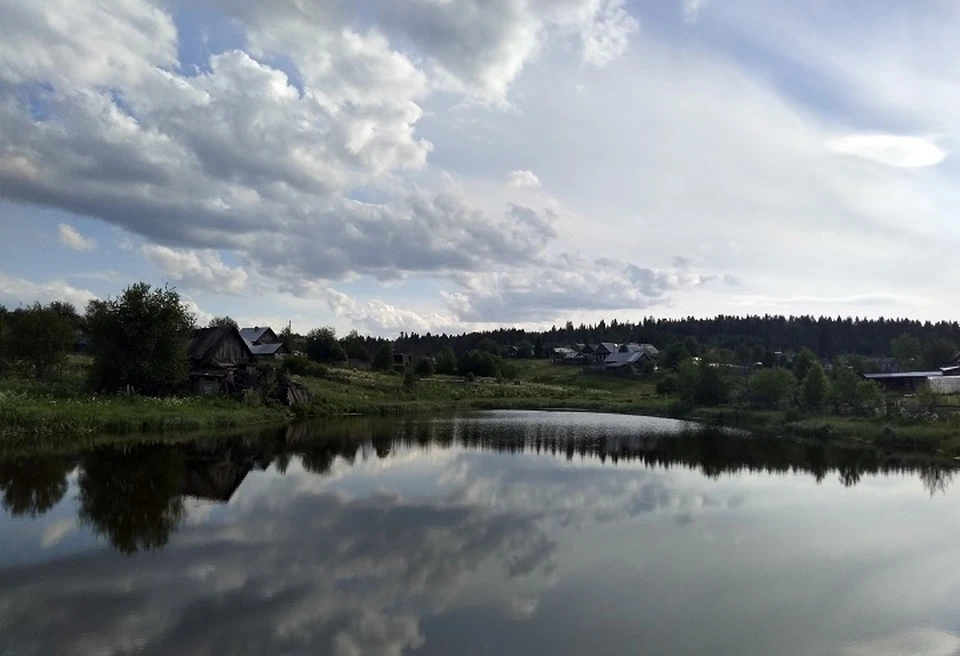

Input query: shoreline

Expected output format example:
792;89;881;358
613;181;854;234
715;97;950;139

3;364;960;457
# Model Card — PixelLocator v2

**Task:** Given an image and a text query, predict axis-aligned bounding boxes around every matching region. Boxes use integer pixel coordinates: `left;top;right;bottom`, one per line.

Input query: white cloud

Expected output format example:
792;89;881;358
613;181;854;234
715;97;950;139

683;0;706;23
57;224;96;252
141;245;248;295
826;134;947;168
507;170;542;188
0;272;97;310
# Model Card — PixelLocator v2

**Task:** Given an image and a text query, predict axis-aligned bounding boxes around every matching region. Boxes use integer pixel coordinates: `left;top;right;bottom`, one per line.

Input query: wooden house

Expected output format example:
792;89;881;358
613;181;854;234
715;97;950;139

188;326;255;395
239;326;288;359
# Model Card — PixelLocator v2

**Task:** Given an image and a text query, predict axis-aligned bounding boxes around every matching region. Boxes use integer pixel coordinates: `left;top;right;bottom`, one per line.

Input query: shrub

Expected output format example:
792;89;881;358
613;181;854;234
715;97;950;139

415;357;435;377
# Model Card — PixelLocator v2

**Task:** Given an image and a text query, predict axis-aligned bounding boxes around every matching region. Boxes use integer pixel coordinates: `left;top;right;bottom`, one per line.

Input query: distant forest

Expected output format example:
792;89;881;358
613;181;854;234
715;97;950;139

377;316;960;362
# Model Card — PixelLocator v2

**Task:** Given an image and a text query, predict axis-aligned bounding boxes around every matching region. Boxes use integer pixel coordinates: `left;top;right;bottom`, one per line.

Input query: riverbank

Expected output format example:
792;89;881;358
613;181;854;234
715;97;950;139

4;360;960;456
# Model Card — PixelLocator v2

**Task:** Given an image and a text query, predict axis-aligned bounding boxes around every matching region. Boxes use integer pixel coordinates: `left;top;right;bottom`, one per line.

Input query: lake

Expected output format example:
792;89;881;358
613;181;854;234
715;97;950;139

1;410;958;655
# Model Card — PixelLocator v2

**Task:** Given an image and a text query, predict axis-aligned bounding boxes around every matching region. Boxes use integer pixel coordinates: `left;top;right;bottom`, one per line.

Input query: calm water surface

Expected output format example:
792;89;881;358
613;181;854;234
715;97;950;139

1;410;959;655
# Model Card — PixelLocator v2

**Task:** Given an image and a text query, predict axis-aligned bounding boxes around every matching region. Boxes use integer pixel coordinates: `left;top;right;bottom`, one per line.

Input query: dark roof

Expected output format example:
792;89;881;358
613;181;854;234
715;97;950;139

189;326;253;363
239;327;271;343
595;342;618;353
604;351;651;366
250;343;287;356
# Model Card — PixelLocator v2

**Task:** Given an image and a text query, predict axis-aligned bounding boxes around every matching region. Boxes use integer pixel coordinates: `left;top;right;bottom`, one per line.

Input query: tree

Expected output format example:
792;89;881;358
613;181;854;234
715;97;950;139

915;382;940;413
694;360;728;406
435;347;457;375
86;284;194;395
372;343;395;371
458;350;502;378
476;338;500;355
683;336;701;357
279;324;297;353
891;333;921;371
829;367;861;413
856;379;884;414
5;303;75;379
923;338;956;370
340;330;368;360
207;316;238;329
749;368;797;408
305;327;346;364
0;456;72;517
794;348;818;381
659;342;691;371
800;362;829;410
415;357;435;377
534;337;545;359
675;358;700;402
656;374;679;397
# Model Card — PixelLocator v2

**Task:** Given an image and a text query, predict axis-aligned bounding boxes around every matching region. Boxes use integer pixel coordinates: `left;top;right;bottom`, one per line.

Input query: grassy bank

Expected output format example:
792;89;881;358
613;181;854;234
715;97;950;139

5;357;960;456
0;388;288;448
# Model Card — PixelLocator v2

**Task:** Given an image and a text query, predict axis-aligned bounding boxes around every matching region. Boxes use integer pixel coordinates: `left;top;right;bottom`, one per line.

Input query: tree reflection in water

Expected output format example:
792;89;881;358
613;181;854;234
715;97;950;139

0;456;73;517
1;415;957;554
78;445;187;555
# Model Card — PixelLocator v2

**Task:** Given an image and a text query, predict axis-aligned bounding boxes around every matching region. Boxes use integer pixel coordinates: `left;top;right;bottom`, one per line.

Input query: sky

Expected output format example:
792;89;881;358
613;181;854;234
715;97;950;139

0;0;958;335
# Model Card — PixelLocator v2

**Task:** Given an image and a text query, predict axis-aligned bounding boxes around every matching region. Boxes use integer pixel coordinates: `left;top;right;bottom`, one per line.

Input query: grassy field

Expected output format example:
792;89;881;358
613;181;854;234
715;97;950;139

5;356;960;456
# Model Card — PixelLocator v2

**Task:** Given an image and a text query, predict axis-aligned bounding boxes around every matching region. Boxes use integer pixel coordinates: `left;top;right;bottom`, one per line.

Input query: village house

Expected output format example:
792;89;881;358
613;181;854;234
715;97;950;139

239;326;289;359
188;325;256;395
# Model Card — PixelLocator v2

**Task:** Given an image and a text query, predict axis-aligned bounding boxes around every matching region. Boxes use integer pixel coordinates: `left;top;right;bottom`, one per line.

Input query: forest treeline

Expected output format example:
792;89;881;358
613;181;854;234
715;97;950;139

384;315;960;362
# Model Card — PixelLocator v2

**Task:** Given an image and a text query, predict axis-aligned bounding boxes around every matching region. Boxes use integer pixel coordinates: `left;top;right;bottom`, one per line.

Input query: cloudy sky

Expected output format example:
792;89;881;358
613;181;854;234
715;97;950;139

1;0;957;335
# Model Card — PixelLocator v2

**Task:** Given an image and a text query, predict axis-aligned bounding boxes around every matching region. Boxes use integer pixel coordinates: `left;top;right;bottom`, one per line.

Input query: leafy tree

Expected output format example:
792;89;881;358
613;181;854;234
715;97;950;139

5;303;75;379
305;327;346;364
761;349;777;369
476;338;501;355
800;362;829;410
923;338;956;370
794;348;818;381
891;333;921;371
207;316;238;329
86;284;194;394
683;336;701;357
694;359;729;406
458;350;502;378
735;344;752;366
656;374;679;397
534;337;544;359
372;343;395;371
435;347;457;375
659;342;691;371
915;382;940;412
279;324;297;352
415;357;435;377
856;379;884;414
829;367;861;412
675;358;700;402
340;330;369;360
749;368;797;408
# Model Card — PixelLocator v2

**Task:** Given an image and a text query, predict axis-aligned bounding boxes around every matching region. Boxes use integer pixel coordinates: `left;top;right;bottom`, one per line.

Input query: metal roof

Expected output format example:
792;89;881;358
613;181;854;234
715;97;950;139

862;371;942;379
239;327;271;343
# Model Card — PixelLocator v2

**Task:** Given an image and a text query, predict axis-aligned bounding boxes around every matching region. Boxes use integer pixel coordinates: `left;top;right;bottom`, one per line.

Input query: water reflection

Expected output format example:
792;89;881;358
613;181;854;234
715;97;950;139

0;413;956;556
1;411;960;655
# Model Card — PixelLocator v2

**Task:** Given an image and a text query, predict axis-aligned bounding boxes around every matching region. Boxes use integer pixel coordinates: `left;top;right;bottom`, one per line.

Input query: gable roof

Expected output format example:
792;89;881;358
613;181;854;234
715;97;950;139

188;326;253;363
239;327;273;344
604;351;652;366
250;343;288;357
595;342;618;354
624;343;660;356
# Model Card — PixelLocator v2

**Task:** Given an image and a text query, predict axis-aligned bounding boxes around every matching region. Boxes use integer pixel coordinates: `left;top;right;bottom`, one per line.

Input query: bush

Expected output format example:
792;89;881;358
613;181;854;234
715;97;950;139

656;375;679;397
749;368;797;408
415;357;435;377
281;356;328;378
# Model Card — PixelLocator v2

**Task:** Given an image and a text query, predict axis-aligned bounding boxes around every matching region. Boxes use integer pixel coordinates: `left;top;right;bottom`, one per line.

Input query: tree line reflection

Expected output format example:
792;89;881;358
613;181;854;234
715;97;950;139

0;417;955;554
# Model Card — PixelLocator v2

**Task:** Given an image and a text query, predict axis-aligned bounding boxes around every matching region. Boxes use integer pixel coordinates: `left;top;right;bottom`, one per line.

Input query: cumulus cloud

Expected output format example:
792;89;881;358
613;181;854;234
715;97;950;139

57;224;96;252
285;282;458;336
142;246;248;295
507;170;542;188
445;255;710;322
0;273;97;309
826;134;947;168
